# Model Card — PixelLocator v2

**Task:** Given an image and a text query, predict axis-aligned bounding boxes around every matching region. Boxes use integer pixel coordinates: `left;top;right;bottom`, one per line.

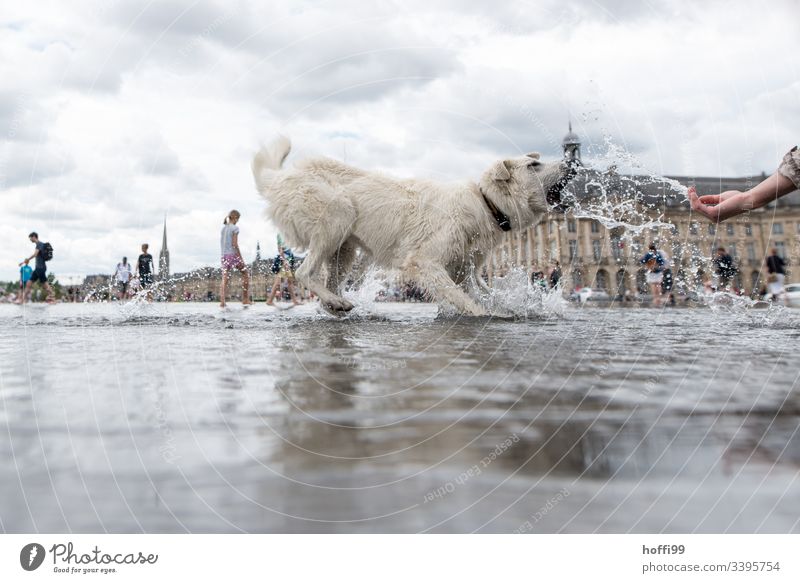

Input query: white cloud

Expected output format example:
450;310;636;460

0;0;798;280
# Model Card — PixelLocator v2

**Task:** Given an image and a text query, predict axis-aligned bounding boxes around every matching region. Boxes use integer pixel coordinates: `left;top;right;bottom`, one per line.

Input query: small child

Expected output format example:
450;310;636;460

19;263;33;303
220;209;251;308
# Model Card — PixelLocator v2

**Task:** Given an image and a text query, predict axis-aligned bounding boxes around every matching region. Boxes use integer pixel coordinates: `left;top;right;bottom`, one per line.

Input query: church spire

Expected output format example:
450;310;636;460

159;215;170;280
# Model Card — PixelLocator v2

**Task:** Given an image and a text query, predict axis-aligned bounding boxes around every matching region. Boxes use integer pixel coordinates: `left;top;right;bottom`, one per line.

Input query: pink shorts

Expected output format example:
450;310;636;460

221;253;245;271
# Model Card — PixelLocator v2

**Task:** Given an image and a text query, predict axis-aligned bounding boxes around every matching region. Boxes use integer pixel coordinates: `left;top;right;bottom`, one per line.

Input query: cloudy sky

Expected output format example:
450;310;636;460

1;0;797;281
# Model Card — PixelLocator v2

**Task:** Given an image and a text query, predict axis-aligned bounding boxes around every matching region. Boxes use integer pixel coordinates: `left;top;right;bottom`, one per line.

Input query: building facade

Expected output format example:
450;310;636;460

488;129;800;296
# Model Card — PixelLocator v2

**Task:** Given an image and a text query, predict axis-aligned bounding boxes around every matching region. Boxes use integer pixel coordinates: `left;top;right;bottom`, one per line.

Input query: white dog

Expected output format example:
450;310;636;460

252;137;575;315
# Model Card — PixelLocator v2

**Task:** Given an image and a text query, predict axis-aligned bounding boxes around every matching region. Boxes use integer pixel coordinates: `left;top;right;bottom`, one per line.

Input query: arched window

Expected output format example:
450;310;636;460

616;269;627;297
636;269;647;293
596;269;609;291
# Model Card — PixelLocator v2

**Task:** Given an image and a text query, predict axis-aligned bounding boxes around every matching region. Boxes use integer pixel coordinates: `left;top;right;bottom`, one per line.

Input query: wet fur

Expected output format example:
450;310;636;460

252;136;570;315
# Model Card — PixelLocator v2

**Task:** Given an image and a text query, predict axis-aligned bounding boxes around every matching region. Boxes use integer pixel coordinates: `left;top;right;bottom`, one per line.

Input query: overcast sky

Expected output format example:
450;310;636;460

1;0;797;281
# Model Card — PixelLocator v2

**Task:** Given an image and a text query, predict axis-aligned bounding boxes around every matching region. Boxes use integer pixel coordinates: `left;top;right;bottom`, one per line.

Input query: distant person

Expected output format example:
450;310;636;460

266;243;301;306
659;248;675;304
14;263;33;302
688;146;799;222
135;244;155;301
113;257;133;300
17;232;54;304
713;247;737;291
530;268;547;290
640;243;664;306
549;260;562;289
19;263;32;303
219;209;251;308
766;273;784;301
766;248;786;291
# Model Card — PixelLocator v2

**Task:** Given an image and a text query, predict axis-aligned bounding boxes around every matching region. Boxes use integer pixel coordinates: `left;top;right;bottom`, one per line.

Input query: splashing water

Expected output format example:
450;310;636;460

473;268;566;319
567;136;683;236
696;290;787;326
342;267;391;316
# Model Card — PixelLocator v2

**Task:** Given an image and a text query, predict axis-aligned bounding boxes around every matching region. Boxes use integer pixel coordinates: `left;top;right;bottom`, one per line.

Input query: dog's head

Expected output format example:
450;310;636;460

479;153;577;229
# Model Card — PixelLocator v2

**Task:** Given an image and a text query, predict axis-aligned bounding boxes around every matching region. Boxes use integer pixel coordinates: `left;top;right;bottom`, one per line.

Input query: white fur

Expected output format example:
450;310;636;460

252;137;569;315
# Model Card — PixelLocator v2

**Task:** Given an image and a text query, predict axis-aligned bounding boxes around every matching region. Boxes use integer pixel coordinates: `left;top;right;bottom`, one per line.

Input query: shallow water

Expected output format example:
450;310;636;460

1;301;799;533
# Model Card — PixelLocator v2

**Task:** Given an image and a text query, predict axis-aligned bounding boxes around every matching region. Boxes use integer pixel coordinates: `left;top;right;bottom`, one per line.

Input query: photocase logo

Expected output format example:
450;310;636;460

20;543;46;571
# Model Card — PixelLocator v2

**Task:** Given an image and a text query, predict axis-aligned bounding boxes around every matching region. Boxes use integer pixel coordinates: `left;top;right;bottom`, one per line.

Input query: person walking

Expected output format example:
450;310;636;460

688;146;799;222
765;248;786;301
19;262;32;303
135;244;155;301
266;241;301;306
659;248;674;303
17;232;54;304
113;257;133;300
713;247;737;291
640;243;664;306
219;209;251;308
766;247;786;288
549;260;562;289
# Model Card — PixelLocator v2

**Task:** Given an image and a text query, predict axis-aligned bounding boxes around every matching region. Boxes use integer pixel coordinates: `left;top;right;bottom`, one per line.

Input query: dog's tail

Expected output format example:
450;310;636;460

252;135;291;194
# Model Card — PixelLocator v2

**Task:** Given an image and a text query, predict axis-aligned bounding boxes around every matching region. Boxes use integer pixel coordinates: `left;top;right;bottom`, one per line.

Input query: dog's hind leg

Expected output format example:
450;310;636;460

326;238;357;295
403;260;488;316
295;206;357;315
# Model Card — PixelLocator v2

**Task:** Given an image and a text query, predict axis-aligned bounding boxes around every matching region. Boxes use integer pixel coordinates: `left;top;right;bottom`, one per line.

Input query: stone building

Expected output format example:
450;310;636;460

488;128;800;296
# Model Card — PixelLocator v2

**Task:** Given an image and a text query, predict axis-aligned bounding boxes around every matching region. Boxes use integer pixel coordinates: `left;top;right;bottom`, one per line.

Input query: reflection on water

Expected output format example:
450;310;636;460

1;303;799;533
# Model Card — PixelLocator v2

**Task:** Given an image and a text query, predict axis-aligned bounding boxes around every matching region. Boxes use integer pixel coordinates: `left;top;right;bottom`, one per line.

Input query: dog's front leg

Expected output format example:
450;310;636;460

471;251;493;295
404;261;488;316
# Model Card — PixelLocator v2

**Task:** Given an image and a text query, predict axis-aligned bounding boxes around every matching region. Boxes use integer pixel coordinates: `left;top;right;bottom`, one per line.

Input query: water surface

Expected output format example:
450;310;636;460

1;302;799;533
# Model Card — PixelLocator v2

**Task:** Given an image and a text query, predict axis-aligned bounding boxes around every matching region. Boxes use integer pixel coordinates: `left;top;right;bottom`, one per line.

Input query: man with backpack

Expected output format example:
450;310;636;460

17;232;55;303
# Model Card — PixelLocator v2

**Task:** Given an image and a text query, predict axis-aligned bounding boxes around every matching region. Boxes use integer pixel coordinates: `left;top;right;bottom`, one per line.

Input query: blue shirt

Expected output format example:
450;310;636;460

640;251;664;273
20;264;33;283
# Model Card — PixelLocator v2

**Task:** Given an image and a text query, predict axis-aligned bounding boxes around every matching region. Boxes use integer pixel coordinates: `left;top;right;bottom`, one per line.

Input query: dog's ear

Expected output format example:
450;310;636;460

526;152;542;166
491;160;511;181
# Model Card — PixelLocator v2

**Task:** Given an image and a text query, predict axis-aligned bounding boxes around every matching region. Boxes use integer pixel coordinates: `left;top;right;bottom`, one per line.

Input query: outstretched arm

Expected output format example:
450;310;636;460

689;172;796;222
19;248;39;266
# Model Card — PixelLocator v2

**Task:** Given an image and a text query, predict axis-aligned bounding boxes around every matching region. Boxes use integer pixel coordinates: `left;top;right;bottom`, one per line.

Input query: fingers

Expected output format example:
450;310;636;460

692;200;720;222
686;185;724;221
699;206;720;221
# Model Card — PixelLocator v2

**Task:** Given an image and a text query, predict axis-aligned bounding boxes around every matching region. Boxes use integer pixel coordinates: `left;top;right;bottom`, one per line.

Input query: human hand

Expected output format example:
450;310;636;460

688;186;750;222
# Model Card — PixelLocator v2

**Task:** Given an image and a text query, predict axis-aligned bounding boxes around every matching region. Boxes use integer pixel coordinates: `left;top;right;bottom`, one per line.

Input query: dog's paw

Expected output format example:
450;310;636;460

465;304;488;317
323;297;354;315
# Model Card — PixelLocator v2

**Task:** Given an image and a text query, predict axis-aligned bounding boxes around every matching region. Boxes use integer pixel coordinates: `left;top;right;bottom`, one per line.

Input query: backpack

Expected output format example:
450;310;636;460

271;250;295;274
41;242;54;262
